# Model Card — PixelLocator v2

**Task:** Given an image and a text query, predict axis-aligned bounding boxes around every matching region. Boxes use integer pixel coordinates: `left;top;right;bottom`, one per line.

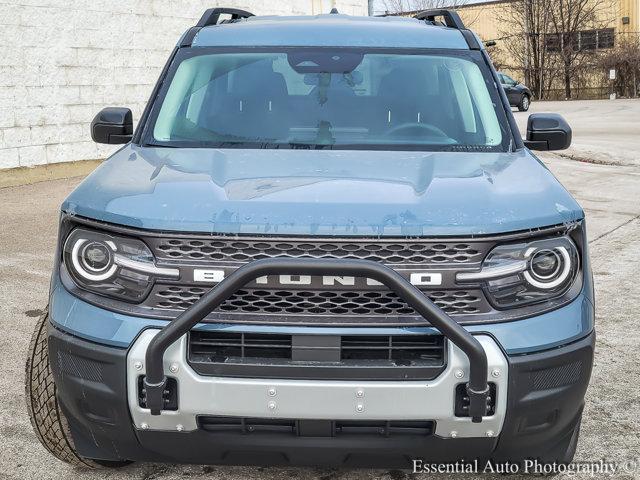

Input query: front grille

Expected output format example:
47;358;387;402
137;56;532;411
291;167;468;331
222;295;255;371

152;286;487;317
190;332;293;361
198;417;435;437
340;335;445;362
188;331;446;380
150;237;485;265
140;234;498;325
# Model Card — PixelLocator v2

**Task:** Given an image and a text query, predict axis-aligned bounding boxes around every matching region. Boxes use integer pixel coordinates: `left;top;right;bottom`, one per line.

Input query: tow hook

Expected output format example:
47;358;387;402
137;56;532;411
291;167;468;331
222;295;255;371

466;384;491;423
143;377;167;415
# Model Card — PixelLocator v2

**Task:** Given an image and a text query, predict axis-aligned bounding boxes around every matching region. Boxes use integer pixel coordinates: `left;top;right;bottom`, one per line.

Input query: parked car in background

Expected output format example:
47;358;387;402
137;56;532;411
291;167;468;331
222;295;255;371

499;72;532;111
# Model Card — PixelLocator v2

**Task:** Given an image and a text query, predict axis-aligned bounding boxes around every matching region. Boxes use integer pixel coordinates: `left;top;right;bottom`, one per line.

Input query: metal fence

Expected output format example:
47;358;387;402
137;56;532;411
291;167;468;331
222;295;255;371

542;86;612;100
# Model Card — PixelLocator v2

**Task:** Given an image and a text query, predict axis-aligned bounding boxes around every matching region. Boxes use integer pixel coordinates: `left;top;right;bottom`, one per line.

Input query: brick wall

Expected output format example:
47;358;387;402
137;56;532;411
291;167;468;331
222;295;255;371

0;0;367;170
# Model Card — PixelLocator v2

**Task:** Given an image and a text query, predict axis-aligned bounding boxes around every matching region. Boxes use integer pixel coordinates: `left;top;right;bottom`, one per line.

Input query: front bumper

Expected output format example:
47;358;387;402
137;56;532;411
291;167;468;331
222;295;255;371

127;330;508;437
49;323;594;467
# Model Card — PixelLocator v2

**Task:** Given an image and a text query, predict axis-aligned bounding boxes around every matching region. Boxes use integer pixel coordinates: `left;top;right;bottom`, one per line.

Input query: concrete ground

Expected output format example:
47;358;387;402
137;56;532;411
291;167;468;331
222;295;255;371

1;99;639;479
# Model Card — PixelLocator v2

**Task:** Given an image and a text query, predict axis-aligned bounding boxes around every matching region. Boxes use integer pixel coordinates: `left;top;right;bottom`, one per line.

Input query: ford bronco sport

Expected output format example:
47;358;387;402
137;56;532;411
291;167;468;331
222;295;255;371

25;8;594;469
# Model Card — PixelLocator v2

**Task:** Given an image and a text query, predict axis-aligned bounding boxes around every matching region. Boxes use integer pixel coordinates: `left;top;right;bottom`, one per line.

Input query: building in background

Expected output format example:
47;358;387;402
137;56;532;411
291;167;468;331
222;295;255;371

455;0;640;100
393;0;639;100
0;1;368;175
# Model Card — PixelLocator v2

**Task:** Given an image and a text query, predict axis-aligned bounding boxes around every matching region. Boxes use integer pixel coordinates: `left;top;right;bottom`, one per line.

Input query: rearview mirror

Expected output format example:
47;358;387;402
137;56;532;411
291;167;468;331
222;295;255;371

524;113;572;151
91;107;133;144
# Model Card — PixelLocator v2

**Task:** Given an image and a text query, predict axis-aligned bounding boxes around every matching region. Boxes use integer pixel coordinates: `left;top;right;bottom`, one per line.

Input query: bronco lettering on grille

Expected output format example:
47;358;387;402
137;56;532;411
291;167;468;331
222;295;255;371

192;270;443;287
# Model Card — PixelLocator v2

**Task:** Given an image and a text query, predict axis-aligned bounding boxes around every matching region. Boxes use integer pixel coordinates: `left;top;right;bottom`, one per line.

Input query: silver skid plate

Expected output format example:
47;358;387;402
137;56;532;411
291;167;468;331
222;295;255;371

127;330;508;438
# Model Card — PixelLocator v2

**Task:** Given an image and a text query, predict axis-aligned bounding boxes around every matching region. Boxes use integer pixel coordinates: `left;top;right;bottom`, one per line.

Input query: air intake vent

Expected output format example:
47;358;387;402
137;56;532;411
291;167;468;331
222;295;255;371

341;335;444;364
198;417;435;437
189;331;292;361
188;332;446;381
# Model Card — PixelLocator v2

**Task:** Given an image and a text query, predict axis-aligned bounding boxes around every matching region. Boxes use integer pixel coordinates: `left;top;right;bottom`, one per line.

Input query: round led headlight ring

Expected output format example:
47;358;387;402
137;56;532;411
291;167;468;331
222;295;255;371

524;246;572;290
71;238;117;281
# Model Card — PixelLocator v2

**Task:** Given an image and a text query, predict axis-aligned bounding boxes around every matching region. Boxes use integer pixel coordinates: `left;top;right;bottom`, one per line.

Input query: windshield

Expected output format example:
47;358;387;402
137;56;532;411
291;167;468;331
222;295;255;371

148;48;510;151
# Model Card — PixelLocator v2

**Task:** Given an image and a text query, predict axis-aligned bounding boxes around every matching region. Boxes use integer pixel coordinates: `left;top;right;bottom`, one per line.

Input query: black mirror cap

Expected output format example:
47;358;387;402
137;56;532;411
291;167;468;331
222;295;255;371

524;113;572;151
91;107;133;144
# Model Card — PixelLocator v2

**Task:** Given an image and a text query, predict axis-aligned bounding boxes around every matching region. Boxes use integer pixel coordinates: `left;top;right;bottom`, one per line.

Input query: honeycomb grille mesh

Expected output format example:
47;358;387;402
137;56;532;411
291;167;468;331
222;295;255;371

531;361;583;390
152;238;483;264
56;351;103;383
152;286;485;317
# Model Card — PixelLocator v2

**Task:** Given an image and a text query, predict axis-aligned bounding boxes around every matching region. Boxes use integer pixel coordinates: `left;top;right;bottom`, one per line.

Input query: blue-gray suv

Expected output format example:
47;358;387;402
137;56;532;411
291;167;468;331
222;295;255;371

25;8;594;470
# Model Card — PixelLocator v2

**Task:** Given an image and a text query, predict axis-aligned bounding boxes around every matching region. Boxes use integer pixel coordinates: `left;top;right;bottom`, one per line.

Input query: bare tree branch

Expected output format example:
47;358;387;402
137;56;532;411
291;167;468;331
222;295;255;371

381;0;469;14
547;0;614;98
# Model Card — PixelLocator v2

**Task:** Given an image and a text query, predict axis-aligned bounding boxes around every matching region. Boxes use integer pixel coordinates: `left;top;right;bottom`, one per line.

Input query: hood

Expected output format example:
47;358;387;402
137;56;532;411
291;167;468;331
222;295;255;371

62;145;583;236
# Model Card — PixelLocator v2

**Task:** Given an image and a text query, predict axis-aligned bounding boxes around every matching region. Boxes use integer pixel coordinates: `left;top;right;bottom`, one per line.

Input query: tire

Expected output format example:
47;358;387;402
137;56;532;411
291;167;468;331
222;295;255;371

24;307;130;469
518;94;531;112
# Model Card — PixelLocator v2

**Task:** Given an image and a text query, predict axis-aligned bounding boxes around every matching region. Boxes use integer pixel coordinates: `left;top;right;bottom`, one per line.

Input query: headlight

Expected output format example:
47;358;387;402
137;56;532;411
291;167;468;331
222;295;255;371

457;236;579;309
63;228;178;302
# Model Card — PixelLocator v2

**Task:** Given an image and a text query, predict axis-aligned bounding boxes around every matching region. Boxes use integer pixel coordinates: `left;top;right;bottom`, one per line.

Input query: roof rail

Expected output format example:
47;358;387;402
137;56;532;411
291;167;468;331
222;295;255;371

414;8;480;50
414;9;465;30
180;7;255;47
196;7;255;27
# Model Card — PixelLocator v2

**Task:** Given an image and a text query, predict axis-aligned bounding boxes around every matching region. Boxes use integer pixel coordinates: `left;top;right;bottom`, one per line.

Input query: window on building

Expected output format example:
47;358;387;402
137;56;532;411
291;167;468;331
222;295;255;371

580;30;597;50
545;33;560;52
567;32;580;51
597;28;614;49
545;28;615;52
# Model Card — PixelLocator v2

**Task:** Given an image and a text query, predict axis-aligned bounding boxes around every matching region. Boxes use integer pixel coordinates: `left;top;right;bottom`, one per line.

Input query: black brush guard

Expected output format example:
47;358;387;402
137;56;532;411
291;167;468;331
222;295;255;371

143;258;490;422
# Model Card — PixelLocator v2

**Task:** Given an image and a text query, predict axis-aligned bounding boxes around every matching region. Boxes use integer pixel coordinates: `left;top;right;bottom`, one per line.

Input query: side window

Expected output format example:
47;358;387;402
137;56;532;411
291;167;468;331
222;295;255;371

503;74;516;86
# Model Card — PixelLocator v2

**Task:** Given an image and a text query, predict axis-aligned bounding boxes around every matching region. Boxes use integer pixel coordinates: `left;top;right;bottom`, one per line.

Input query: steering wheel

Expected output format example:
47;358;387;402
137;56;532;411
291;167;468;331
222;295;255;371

384;122;449;139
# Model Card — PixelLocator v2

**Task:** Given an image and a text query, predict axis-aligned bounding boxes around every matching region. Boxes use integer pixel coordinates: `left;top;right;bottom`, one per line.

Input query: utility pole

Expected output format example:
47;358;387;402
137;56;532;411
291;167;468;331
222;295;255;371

368;0;374;16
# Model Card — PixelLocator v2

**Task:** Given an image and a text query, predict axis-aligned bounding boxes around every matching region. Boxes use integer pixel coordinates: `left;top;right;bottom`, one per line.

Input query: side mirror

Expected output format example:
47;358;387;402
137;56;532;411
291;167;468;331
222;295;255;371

91;107;133;144
524;113;572;151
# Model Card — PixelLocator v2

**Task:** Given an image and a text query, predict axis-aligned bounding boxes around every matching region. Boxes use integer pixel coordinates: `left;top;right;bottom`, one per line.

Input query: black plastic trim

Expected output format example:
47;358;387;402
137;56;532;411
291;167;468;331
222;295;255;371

187;332;447;381
482;49;525;150
414;9;466;29
49;323;594;467
63;213;579;247
188;360;447;381
179;26;201;48
493;332;594;463
196;7;254;27
461;29;481;50
131;47;178;145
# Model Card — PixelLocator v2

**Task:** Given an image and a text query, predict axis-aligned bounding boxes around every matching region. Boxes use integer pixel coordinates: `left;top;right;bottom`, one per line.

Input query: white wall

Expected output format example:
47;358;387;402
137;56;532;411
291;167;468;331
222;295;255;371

0;0;368;170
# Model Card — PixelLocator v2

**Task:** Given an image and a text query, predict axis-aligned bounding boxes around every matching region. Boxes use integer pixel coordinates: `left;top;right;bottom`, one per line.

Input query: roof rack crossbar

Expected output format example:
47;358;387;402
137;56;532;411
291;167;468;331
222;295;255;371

196;7;255;27
414;9;465;30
